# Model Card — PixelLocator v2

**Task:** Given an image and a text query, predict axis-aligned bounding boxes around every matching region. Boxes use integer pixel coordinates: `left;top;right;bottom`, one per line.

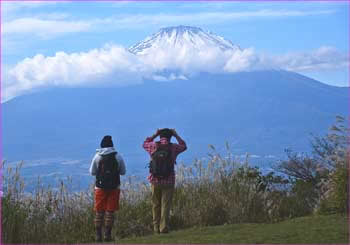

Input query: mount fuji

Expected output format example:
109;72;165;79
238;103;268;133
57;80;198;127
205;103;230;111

128;26;250;78
129;25;241;55
3;26;348;190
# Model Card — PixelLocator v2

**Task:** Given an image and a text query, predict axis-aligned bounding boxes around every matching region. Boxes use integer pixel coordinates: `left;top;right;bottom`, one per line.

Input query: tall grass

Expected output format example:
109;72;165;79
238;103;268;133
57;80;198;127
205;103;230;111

2;161;96;243
0;145;337;243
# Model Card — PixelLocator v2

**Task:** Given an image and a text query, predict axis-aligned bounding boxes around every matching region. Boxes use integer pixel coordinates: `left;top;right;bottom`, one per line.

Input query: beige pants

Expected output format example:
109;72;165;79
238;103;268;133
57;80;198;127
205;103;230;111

151;184;174;233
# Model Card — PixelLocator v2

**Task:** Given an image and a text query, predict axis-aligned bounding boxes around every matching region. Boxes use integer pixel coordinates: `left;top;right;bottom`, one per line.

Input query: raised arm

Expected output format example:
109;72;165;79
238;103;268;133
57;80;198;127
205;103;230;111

171;129;187;154
143;129;160;155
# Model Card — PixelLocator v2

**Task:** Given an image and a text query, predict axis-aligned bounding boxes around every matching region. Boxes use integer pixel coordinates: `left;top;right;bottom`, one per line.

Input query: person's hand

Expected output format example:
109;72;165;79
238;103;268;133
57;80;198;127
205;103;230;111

153;128;161;137
171;129;178;137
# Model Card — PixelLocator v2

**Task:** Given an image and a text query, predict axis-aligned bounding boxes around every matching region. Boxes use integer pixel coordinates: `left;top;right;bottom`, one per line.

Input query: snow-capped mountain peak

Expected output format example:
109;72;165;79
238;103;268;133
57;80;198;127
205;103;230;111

129;25;241;55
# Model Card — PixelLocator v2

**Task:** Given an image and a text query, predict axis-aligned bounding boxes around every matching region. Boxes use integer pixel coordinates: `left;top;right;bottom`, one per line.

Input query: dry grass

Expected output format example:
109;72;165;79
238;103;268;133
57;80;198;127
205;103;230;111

0;146;339;243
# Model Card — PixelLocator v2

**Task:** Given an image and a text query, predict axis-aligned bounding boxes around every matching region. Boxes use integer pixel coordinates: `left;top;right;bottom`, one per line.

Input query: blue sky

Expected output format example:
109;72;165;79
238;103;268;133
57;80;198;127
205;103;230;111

2;1;349;101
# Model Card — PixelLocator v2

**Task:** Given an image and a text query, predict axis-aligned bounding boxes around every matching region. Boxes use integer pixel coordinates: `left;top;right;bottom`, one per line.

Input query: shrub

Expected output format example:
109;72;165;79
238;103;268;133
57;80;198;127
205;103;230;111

275;116;349;216
313;116;349;215
328;165;348;214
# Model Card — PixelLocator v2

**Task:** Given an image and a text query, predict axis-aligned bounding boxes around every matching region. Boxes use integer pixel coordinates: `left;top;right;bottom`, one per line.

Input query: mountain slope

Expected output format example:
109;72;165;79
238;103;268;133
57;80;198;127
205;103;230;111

3;70;348;167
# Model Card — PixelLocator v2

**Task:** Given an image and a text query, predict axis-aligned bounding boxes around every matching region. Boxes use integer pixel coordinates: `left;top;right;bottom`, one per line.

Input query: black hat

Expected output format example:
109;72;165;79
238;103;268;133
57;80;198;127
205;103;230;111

101;135;114;148
159;128;172;140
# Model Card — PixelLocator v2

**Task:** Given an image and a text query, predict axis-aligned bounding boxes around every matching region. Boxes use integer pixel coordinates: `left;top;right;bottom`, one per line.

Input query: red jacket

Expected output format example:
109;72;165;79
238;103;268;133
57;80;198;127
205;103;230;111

143;135;187;185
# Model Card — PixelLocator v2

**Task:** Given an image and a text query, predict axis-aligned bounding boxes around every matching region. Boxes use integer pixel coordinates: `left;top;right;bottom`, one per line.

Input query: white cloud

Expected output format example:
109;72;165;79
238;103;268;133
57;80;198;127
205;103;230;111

3;9;336;39
267;46;349;72
224;48;262;72
3;43;261;101
3;18;92;38
3;44;348;102
99;9;335;29
3;1;58;14
138;45;263;75
3;44;146;102
152;74;188;82
3;1;80;39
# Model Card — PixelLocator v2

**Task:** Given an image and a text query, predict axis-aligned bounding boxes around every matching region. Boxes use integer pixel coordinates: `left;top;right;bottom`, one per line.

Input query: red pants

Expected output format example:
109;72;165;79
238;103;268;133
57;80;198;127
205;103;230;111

94;188;120;212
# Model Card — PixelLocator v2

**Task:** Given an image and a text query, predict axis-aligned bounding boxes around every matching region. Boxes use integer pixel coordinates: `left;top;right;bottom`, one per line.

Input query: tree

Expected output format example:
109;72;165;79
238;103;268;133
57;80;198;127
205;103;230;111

275;116;349;214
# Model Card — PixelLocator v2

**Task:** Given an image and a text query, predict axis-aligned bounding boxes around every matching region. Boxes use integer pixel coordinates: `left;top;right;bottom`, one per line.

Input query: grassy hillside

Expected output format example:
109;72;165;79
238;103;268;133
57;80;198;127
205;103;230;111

118;214;348;244
3;118;348;244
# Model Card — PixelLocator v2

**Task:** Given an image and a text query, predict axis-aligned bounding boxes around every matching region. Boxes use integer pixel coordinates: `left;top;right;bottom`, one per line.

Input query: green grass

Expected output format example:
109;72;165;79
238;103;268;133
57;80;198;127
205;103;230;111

118;214;349;244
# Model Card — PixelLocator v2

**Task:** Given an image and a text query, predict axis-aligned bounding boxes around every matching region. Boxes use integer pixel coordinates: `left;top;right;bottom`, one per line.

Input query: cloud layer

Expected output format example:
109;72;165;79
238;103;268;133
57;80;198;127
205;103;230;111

270;46;349;72
3;43;348;102
4;18;92;39
3;8;336;39
3;45;146;101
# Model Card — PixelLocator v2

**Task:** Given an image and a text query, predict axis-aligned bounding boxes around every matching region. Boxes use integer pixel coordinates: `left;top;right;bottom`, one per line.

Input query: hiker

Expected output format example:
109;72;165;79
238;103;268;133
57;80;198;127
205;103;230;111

89;135;126;242
143;128;187;234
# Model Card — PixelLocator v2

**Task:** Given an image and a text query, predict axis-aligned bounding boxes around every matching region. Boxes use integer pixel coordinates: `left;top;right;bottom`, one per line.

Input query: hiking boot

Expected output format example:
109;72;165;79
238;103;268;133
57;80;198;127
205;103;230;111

160;228;169;234
154;225;160;234
104;226;113;242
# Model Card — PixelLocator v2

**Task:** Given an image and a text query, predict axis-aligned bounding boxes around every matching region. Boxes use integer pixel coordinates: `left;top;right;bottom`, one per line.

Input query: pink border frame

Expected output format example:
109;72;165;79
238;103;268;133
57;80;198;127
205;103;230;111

1;1;3;244
0;0;349;2
0;0;349;244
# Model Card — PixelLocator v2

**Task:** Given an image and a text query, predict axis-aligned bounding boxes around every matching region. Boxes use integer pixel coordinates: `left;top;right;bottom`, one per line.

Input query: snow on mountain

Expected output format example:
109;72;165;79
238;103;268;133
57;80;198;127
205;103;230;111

128;26;252;77
129;25;241;55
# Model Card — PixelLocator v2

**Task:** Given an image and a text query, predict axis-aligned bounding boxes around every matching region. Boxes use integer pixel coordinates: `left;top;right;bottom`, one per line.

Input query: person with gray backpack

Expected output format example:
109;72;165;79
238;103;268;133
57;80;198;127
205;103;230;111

143;128;187;234
89;135;126;242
